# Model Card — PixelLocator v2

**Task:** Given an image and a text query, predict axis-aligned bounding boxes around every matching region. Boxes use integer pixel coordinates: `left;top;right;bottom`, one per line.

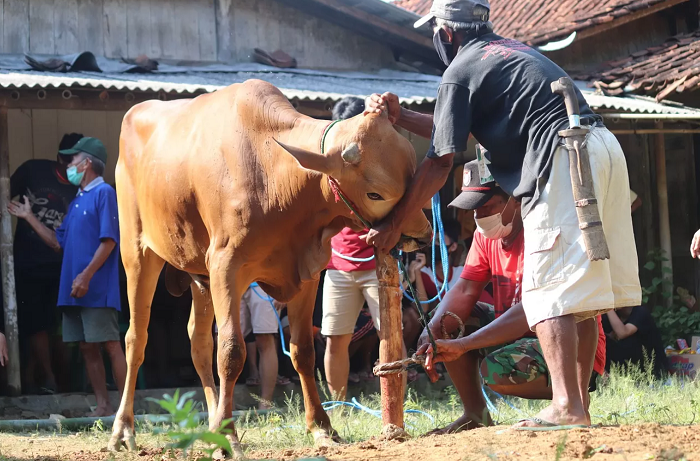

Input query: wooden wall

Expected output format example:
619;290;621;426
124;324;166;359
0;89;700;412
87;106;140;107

7;109;126;185
0;0;397;70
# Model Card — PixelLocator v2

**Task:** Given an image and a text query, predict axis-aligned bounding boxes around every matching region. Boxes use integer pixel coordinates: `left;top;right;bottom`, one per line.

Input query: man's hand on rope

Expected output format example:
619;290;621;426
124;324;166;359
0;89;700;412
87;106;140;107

417;339;468;371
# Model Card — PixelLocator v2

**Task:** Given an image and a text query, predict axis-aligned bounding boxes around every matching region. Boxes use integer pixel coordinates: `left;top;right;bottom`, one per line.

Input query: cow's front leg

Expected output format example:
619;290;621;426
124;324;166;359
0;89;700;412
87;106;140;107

286;280;339;445
209;252;247;459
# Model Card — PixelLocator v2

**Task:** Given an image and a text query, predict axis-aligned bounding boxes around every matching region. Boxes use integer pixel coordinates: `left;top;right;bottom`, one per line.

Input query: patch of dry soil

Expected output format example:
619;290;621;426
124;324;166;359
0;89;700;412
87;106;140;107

0;424;697;460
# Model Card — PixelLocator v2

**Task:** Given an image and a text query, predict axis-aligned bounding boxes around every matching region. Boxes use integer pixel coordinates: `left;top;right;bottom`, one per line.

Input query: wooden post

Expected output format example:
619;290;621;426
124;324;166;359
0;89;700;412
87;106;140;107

375;251;404;429
655;122;673;307
0;107;20;395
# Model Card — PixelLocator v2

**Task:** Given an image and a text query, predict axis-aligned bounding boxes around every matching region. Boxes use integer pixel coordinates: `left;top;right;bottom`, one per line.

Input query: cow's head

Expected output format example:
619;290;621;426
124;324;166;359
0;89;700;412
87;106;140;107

277;111;432;252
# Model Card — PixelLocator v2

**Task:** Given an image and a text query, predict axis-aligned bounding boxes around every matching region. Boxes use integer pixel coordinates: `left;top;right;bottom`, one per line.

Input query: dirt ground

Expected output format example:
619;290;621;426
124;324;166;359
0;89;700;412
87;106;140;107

0;424;697;461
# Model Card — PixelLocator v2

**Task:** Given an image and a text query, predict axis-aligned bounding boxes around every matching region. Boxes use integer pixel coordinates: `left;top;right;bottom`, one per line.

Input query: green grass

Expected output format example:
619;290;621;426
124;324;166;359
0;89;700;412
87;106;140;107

3;364;700;459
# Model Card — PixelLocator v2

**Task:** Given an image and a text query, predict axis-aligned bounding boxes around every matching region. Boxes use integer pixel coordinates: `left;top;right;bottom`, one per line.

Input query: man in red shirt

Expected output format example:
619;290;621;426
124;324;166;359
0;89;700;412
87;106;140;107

417;161;606;433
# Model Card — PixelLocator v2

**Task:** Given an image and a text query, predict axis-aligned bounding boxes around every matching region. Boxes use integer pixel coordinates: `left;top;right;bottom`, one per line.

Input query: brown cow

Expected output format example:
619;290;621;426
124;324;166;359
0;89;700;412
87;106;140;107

107;80;432;455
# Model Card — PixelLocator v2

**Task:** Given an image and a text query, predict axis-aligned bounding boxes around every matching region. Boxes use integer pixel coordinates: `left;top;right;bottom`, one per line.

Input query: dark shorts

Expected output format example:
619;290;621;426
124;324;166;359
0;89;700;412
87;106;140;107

62;307;120;343
16;273;60;337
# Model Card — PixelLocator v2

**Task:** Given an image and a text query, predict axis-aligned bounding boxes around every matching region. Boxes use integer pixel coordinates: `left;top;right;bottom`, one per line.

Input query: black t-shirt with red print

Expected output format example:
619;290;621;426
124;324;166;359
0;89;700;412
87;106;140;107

427;31;598;216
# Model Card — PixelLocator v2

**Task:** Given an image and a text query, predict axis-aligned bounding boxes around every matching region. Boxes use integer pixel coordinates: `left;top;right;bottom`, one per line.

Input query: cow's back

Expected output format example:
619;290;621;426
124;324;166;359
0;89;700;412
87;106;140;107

116;80;314;277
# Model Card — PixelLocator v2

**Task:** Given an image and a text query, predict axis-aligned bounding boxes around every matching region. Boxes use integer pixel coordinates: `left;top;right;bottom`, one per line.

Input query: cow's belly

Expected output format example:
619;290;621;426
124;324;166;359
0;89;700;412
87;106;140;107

137;186;210;274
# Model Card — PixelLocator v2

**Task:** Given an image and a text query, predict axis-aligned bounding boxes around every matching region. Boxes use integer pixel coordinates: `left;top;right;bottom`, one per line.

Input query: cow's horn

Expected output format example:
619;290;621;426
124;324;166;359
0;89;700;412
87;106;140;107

341;143;361;165
274;138;340;176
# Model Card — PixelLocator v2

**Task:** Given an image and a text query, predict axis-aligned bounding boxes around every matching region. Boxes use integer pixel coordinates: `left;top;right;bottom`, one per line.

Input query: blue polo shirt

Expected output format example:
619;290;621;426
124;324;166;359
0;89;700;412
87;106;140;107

55;177;121;311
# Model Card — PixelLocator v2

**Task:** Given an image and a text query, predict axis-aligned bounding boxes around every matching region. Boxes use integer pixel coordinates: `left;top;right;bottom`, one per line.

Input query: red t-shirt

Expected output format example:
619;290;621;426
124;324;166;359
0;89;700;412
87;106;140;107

421;266;494;305
326;228;375;272
460;230;606;376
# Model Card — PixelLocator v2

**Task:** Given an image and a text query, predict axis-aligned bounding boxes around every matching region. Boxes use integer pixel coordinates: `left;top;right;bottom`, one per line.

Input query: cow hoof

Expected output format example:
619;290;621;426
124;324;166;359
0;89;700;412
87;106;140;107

107;435;136;452
212;443;245;460
108;426;137;453
313;429;342;446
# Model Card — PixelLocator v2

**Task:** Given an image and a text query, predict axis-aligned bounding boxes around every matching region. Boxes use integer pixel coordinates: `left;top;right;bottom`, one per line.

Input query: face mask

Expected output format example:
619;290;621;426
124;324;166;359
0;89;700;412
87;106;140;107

433;29;454;66
66;161;85;186
475;197;514;240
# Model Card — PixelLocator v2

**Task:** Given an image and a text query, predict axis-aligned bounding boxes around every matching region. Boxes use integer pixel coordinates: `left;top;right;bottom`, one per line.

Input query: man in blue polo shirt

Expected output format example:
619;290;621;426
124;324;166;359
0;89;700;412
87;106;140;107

9;137;126;417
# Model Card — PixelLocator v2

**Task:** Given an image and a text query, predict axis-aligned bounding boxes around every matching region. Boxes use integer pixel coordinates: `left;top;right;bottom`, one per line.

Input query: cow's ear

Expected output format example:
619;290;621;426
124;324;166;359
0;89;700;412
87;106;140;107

275;139;341;176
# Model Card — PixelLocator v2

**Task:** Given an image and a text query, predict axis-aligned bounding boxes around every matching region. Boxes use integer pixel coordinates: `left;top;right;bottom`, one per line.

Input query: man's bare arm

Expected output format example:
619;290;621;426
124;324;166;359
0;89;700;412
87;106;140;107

366;153;454;253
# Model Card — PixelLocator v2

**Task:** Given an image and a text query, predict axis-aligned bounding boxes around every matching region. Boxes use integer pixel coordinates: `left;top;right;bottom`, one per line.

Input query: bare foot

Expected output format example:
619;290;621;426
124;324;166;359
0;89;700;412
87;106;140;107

88;405;114;418
512;403;588;428
423;412;491;436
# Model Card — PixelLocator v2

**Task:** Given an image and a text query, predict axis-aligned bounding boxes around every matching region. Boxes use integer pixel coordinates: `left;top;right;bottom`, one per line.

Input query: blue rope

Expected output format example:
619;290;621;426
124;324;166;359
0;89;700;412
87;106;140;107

400;193;450;304
249;283;291;358
321;397;435;428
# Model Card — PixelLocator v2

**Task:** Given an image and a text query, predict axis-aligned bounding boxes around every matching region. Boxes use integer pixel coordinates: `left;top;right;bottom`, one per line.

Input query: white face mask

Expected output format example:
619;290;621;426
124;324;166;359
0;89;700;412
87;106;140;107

475;197;514;240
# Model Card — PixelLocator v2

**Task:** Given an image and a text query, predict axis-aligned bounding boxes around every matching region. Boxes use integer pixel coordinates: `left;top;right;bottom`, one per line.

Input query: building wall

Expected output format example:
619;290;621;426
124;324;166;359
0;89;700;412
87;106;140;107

7;109;125;185
0;0;397;70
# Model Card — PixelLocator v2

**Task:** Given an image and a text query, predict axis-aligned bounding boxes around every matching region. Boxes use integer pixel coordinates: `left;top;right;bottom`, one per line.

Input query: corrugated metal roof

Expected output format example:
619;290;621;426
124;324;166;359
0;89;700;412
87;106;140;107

0;63;698;115
0;65;442;105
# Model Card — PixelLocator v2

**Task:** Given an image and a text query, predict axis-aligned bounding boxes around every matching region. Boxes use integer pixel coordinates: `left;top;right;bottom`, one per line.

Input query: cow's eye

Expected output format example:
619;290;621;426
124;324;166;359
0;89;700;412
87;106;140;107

367;192;384;201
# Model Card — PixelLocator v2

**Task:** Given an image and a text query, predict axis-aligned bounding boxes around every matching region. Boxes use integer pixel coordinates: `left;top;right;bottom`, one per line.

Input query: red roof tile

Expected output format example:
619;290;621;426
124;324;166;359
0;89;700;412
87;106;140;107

393;0;676;45
572;30;700;100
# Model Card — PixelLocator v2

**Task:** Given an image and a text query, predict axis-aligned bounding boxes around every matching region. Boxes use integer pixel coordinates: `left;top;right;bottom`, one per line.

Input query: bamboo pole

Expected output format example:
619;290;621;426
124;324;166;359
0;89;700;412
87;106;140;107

0;107;20;395
375;251;404;429
655;122;673;307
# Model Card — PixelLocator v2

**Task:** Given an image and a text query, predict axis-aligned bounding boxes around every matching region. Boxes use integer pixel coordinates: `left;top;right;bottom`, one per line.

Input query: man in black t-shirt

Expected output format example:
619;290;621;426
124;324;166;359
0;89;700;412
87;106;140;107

11;132;82;394
364;0;641;429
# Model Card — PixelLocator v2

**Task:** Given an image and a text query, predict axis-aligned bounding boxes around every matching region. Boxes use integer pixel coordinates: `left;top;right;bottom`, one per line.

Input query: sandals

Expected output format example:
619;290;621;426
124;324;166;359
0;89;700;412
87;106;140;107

245;377;260;387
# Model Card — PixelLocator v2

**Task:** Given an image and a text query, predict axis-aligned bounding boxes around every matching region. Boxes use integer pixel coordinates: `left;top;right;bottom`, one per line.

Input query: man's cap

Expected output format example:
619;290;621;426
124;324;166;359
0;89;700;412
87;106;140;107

59;137;107;163
448;160;498;210
414;0;490;29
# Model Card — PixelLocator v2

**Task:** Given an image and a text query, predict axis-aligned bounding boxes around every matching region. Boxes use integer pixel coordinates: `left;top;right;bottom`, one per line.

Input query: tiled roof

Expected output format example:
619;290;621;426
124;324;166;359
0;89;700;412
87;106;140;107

573;30;700;101
393;0;678;45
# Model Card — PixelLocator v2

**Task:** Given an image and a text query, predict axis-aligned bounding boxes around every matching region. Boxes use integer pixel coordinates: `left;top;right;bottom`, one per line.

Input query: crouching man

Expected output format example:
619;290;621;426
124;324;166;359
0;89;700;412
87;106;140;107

417;161;606;433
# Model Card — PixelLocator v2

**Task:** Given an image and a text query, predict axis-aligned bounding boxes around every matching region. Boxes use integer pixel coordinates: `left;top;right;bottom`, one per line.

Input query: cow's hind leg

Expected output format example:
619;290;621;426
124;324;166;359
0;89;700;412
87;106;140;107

287;280;339;445
188;278;218;418
108;248;164;451
208;251;246;459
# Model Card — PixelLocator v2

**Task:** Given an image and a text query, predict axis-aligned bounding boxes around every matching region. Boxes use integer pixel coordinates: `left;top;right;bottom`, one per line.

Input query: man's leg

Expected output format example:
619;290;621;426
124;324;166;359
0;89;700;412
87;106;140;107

324;334;353;400
80;341;113;416
246;340;259;383
428;304;496;434
81;307;122;417
321;270;364;401
104;340;127;397
30;332;57;391
255;334;278;409
433;350;491;434
515;315;588;427
576;318;597;415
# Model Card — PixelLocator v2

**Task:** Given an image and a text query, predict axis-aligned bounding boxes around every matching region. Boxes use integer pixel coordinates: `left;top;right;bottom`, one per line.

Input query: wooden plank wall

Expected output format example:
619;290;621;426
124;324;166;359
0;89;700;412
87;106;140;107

0;0;396;70
7;109;126;185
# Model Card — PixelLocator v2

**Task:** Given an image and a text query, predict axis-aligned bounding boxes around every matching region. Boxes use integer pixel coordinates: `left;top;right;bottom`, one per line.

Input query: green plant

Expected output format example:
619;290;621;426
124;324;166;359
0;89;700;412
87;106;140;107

643;249;699;346
148;389;232;460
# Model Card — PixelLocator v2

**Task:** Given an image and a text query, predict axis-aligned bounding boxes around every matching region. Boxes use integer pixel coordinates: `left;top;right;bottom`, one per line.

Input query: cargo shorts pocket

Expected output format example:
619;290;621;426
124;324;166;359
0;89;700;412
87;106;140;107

523;227;565;291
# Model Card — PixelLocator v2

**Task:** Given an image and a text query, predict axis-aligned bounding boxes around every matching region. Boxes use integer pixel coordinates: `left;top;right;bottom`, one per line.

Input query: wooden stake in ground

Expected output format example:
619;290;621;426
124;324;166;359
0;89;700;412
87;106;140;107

376;250;404;429
0;107;21;395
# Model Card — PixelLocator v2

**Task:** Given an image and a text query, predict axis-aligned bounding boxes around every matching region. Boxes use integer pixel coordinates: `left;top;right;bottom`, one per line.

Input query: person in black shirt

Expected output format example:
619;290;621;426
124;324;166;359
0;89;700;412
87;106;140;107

11;132;82;393
603;306;668;378
364;0;641;429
